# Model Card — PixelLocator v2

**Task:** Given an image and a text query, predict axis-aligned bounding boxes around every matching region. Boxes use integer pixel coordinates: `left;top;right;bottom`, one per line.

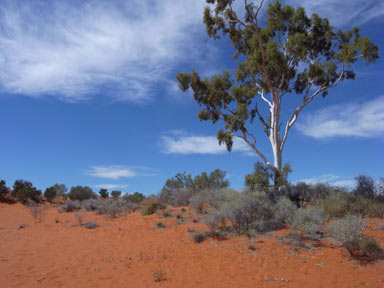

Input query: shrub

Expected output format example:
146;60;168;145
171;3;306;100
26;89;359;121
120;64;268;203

291;206;326;240
111;190;121;199
95;200;138;219
353;175;376;199
273;197;296;224
74;210;87;226
329;215;366;244
193;232;207;243
68;186;96;201
202;215;219;235
123;192;145;203
315;193;350;218
346;235;384;262
162;210;172;218
156;222;166;229
0;180;9;199
81;199;101;211
84;221;98;229
141;201;161;216
153;269;166;282
13;179;41;203
98;189;109;199
52;183;67;197
44;186;57;202
61;200;81;212
28;204;45;224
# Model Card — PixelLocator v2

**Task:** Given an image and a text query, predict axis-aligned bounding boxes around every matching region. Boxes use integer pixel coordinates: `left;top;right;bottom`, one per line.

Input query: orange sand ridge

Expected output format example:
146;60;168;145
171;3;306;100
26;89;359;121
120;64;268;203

0;203;383;288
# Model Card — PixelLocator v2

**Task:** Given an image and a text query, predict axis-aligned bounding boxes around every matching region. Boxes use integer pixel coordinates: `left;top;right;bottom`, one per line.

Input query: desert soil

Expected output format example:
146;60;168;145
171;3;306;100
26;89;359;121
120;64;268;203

0;203;383;288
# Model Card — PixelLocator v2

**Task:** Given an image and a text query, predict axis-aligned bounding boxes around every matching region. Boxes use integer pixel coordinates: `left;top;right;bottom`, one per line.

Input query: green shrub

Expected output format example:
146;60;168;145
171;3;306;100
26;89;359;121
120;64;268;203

141;201;160;216
98;189;109;199
315;193;350;218
329;215;366;244
111;190;121;199
44;187;57;201
0;180;9;198
156;222;166;229
13;179;41;203
123;192;145;203
291;206;326;240
273;197;296;224
68;186;96;201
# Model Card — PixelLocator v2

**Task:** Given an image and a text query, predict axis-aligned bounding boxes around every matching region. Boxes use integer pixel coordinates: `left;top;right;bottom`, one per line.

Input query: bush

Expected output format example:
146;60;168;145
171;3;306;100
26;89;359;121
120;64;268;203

123;192;145;203
81;199;101;211
98;189;109;199
84;221;98;229
329;215;366;244
291;206;326;240
141;200;161;216
61;200;81;212
353;175;376;199
346;235;384;262
95;200;138;219
0;180;9;198
202;215;220;235
315;193;350;218
156;222;166;229
192;232;207;243
111;190;121;199
13;179;42;203
44;186;57;202
273;197;296;224
68;186;96;201
28;204;45;224
74;210;87;226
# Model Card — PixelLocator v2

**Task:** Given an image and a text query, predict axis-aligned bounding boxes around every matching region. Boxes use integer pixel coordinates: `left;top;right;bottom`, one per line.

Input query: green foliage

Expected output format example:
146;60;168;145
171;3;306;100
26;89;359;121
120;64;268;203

0;180;9;198
159;169;230;206
141;201;161;216
291;206;326;240
68;186;96;201
98;189;109;199
52;183;67;196
123;192;145;203
111;190;121;199
329;215;365;244
245;162;271;191
192;232;207;243
44;186;57;201
13;179;41;203
353;174;376;199
176;0;378;185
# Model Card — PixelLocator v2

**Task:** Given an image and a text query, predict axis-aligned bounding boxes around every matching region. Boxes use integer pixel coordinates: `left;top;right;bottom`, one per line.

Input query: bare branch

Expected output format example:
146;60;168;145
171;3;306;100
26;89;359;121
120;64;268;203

280;66;345;151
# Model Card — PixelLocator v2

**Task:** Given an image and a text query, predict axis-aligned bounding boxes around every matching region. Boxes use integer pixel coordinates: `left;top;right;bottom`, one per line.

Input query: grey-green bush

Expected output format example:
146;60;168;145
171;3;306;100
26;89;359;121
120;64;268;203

291;206;326;240
329;215;365;244
68;186;96;201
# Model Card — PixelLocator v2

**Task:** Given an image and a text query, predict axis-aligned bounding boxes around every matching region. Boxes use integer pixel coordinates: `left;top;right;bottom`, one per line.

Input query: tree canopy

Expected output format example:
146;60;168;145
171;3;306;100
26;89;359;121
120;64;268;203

176;0;379;186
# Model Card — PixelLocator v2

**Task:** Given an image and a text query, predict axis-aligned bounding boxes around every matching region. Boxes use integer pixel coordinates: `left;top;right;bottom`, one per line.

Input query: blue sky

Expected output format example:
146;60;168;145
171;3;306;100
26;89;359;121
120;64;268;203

0;0;383;195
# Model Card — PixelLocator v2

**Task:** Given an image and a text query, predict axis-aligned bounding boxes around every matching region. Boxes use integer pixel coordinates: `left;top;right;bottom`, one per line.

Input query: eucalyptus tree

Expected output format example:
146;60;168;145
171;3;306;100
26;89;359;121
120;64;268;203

176;0;379;186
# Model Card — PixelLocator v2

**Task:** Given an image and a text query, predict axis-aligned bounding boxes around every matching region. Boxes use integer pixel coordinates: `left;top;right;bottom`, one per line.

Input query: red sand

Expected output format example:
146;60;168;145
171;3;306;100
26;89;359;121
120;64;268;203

0;203;383;288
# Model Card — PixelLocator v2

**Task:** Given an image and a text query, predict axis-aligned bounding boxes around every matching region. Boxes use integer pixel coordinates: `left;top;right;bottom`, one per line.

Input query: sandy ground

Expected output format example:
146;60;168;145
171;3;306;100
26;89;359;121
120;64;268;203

0;202;383;288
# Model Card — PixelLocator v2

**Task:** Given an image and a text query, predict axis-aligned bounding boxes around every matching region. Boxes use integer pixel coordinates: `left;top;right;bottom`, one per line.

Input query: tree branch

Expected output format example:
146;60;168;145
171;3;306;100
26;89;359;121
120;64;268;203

280;66;345;151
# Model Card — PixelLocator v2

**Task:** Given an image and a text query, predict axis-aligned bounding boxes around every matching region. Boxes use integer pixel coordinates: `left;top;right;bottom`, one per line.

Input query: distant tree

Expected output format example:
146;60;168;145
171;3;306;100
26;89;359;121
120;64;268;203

68;186;96;201
245;162;291;192
44;186;57;202
159;172;194;203
52;184;67;196
353;175;376;199
99;189;109;199
12;179;41;203
194;169;230;191
111;190;121;199
0;180;9;198
176;0;379;188
123;192;145;203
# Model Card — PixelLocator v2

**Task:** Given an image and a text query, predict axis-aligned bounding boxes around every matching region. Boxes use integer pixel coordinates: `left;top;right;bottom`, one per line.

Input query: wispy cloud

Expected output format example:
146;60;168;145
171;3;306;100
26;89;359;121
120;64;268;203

286;0;384;26
94;184;128;190
296;96;384;139
85;166;136;180
298;174;355;188
161;132;253;155
0;0;205;103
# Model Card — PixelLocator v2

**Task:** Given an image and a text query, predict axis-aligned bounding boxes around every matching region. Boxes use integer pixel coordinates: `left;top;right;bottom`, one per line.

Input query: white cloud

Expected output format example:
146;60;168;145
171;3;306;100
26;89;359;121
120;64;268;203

0;0;206;102
296;96;384;139
332;180;356;188
94;184;128;190
161;133;253;155
286;0;384;26
85;166;136;180
299;174;340;184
